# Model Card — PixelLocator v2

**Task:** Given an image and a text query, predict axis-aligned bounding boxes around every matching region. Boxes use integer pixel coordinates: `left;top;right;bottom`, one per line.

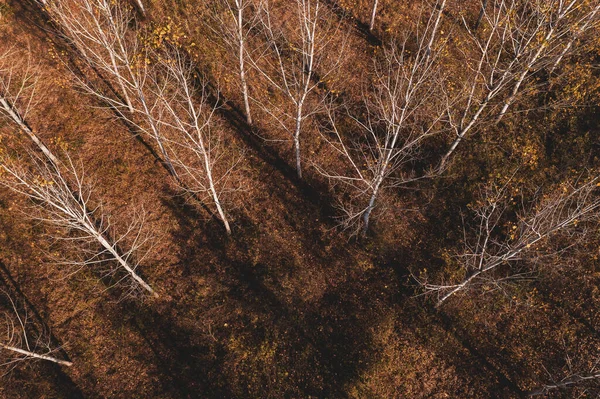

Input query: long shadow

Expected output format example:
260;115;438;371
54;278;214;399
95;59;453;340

30;0;344;233
321;0;382;46
433;308;526;398
200;77;341;224
157;183;380;397
152;36;346;228
115;302;232;398
536;281;600;341
373;197;526;398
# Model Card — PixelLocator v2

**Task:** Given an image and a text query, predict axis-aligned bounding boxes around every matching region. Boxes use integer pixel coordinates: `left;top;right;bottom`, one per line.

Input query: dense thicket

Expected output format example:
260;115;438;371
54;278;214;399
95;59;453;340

0;0;599;397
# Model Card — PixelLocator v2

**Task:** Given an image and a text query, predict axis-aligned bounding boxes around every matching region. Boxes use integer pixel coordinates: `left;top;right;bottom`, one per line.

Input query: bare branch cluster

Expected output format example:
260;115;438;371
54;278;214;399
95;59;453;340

0;290;72;369
251;0;346;179
0;152;158;297
440;0;600;168
207;0;263;125
0;48;157;298
315;0;600;235
420;174;600;306
316;4;448;236
41;0;240;234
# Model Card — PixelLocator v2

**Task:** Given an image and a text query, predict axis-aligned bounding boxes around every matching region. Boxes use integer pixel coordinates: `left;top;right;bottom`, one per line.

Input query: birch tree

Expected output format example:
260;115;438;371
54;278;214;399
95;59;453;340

316;7;448;236
252;0;344;179
0;47;158;296
0;152;158;298
41;0;239;234
209;0;262;125
1;290;72;369
421;175;600;307
150;50;238;235
439;0;600;169
41;0;178;179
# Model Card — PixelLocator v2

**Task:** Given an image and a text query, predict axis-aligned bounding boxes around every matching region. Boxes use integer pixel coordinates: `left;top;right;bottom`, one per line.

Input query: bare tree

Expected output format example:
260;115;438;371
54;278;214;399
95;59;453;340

42;0;240;234
494;0;599;122
439;0;600;169
0;49;59;166
1;290;72;369
548;2;600;75
426;0;447;55
150;50;239;234
316;7;448;236
209;0;262;125
0;45;158;296
421;175;600;307
252;0;345;179
0;151;158;297
41;0;178;178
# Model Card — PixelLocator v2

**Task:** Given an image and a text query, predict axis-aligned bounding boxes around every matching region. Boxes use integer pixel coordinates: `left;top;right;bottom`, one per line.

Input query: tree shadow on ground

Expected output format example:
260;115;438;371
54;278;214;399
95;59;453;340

148;179;388;397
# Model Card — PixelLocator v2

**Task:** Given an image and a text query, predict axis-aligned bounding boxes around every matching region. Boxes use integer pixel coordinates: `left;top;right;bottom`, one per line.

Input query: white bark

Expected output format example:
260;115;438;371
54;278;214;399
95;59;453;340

237;0;253;125
0;48;157;296
0;52;60;166
151;51;237;235
209;0;260;125
369;0;378;32
426;0;446;56
294;99;305;179
0;344;73;367
1;291;72;368
0;97;59;167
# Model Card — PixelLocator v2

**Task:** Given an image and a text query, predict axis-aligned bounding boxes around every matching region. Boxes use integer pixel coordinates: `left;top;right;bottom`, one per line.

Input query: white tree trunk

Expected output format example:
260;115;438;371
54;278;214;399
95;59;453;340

0;97;60;167
88;221;158;297
361;179;381;237
495;27;554;123
293;101;304;179
426;0;446;56
136;90;179;180
439;94;490;169
200;139;232;235
0;343;73;367
238;5;253;125
369;0;378;31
